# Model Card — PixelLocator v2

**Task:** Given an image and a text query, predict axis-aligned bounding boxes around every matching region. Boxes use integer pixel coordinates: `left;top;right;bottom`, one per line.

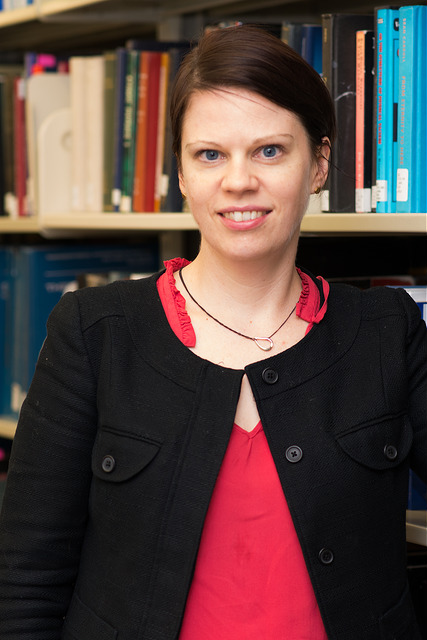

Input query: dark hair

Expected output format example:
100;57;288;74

170;24;336;169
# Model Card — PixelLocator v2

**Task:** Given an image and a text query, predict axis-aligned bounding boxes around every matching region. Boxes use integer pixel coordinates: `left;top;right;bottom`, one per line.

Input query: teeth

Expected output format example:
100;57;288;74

223;210;266;221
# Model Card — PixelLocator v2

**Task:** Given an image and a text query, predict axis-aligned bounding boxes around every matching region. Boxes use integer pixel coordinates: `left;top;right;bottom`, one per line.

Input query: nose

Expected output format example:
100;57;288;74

221;157;259;193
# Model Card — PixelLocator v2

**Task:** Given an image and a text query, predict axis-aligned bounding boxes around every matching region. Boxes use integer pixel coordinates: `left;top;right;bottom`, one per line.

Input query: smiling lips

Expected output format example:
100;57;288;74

221;210;270;222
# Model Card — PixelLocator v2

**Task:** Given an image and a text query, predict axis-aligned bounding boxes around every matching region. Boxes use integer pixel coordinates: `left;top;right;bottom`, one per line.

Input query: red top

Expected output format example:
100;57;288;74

157;259;329;639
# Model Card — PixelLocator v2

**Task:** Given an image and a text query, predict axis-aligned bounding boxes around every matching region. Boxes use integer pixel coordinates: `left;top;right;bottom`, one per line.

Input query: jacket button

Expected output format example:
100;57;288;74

384;444;398;461
319;548;334;565
262;368;279;384
285;446;303;463
101;455;116;473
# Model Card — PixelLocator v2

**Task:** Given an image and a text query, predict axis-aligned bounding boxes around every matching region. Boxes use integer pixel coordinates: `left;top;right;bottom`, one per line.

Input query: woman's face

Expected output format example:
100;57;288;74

179;88;328;265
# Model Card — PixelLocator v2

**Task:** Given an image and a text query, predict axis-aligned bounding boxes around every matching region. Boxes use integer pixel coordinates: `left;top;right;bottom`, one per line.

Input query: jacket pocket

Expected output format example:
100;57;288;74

92;426;162;482
335;413;413;470
379;584;421;639
62;592;118;639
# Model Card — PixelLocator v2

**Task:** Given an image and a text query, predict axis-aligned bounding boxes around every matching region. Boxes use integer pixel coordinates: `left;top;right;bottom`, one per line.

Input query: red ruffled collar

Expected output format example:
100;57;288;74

157;258;329;347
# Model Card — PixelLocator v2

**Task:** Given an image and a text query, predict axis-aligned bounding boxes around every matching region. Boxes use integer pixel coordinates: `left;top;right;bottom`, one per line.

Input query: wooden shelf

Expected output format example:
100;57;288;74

1;212;424;237
0;417;18;440
0;216;43;234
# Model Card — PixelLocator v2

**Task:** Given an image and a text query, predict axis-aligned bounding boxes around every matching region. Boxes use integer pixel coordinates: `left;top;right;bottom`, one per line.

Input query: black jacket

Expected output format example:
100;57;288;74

0;271;426;639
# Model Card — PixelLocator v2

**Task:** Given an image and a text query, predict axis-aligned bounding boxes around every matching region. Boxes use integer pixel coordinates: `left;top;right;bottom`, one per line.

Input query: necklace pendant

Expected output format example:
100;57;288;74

253;337;274;351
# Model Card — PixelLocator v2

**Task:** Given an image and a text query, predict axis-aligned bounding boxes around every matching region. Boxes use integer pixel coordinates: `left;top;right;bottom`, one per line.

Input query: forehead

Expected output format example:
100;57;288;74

182;88;306;139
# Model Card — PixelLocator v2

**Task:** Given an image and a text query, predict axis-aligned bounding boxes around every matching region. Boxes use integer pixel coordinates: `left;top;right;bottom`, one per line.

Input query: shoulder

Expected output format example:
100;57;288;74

329;281;419;318
49;273;161;332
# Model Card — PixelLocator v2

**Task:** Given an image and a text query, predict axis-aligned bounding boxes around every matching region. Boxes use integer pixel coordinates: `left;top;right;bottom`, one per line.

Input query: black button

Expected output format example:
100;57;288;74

262;368;279;384
101;455;116;473
285;446;303;463
319;548;334;565
384;444;398;461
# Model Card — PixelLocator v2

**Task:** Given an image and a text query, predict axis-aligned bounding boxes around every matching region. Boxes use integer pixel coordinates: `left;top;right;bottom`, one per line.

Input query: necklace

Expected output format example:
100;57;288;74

178;268;297;352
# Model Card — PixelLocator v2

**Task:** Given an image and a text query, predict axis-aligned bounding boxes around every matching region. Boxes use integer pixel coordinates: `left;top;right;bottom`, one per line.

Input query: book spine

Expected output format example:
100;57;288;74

355;30;374;212
111;48;127;212
154;51;170;213
132;51;149;213
69;56;87;212
375;8;399;213
418;8;427;213
102;51;117;212
143;52;161;212
13;75;28;216
320;14;332;212
85;55;105;212
322;14;374;213
120;50;139;213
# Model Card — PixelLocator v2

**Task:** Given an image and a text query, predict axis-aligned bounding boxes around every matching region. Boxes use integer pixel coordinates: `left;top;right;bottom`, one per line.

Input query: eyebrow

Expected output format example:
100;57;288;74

185;133;295;150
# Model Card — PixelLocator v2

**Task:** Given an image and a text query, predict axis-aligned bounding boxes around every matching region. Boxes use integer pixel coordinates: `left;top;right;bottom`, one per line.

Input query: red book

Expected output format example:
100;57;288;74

13;76;28;217
132;51;150;212
143;52;161;212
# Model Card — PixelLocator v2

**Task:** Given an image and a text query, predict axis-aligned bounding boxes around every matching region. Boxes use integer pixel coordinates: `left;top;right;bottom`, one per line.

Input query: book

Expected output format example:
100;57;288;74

281;22;322;73
0;247;15;416
143;51;161;212
402;285;427;325
321;14;374;213
132;50;150;212
120;49;139;212
375;7;399;213
25;72;70;215
355;30;374;212
13;75;27;216
85;55;105;212
160;46;188;213
0;64;24;216
154;51;170;212
69;56;86;211
103;50;117;212
111;48;127;211
300;24;322;74
9;242;160;417
396;5;427;213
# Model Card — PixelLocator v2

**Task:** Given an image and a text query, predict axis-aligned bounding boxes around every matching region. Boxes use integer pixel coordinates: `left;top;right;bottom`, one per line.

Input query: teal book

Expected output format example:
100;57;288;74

120;49;140;213
375;7;399;213
10;242;159;418
396;6;427;213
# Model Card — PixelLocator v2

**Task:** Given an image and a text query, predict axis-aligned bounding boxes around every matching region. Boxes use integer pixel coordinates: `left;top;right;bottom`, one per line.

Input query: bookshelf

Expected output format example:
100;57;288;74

0;0;426;552
1;212;425;237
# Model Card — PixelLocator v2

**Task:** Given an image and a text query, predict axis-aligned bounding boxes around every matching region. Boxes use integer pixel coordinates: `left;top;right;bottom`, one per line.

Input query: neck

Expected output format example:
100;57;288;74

183;243;301;323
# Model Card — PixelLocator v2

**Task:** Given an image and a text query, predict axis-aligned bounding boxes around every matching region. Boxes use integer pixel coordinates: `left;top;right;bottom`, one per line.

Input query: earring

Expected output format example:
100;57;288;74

314;186;321;195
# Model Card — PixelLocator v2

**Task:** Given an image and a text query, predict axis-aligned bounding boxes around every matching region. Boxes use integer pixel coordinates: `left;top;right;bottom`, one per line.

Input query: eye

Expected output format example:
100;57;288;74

199;149;221;162
261;145;280;158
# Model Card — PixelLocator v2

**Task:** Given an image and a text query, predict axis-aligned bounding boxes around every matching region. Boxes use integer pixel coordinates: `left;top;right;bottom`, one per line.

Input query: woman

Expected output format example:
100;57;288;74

0;25;426;640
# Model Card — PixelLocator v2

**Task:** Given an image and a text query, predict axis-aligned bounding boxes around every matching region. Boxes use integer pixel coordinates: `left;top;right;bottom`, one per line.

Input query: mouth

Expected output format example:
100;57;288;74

221;210;270;222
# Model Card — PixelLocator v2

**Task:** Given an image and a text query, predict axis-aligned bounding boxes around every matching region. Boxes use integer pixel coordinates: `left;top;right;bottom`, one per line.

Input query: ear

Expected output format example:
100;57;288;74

311;137;331;194
178;171;186;198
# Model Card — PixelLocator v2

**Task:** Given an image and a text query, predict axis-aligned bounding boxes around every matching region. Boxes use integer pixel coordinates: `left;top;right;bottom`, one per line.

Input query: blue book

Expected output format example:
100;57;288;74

396;6;427;213
408;470;427;510
300;24;322;74
10;242;159;418
0;248;15;416
375;8;399;213
415;6;427;213
111;48;127;211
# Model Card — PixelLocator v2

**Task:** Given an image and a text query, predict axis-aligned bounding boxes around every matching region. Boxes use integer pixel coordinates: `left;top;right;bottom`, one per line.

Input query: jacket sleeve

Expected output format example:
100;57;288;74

398;287;427;484
0;291;99;639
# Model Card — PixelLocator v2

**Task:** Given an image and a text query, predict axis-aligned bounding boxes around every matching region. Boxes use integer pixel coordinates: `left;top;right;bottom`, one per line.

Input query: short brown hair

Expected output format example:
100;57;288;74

170;24;336;169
